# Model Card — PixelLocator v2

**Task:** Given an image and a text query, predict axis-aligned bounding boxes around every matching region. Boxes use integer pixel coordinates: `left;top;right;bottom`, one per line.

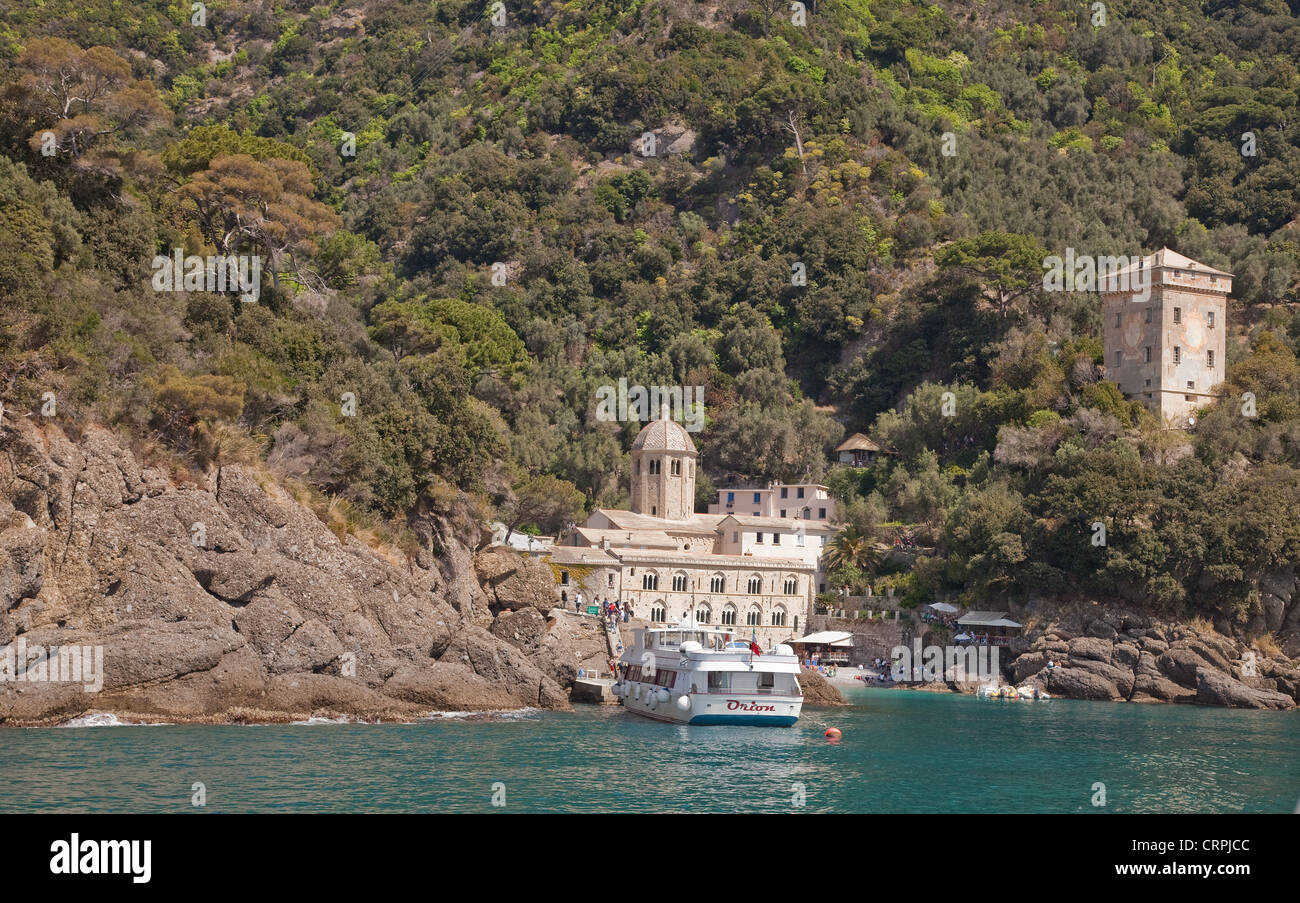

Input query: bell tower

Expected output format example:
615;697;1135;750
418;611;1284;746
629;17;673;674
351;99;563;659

629;406;697;520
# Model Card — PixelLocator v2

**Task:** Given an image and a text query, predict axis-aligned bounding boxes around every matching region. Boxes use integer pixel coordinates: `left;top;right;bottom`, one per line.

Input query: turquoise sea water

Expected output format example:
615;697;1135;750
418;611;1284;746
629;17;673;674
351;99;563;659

1;687;1296;813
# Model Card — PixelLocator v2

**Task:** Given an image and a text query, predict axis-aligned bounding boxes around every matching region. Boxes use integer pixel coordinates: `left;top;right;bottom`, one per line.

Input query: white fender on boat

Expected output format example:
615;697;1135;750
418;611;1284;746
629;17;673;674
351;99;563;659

675;694;691;711
656;688;670;704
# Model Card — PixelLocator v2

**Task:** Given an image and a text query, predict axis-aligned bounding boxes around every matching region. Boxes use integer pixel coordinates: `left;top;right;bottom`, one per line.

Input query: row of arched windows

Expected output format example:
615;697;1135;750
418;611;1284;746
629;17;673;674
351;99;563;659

633;570;802;595
643;603;790;627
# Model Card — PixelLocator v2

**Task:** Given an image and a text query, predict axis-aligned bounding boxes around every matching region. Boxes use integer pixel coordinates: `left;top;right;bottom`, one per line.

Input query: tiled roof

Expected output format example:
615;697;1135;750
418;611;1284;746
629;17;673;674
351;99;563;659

630;417;698;453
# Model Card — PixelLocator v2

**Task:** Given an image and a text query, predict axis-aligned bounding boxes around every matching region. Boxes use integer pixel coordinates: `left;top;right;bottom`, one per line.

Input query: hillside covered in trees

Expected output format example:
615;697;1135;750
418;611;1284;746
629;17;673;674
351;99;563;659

2;0;1300;644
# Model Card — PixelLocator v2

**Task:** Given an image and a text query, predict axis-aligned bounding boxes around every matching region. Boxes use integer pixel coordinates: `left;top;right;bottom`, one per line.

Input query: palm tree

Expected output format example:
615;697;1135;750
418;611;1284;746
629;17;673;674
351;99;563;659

822;525;879;578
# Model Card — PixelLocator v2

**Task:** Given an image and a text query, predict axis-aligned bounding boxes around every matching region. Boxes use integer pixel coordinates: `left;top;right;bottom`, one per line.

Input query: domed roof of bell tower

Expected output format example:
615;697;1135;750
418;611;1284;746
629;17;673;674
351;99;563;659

630;410;697;455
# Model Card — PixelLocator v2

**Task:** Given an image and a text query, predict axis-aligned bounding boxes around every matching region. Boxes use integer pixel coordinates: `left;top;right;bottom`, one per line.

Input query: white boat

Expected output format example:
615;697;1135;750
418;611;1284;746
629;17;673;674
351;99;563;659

612;621;803;726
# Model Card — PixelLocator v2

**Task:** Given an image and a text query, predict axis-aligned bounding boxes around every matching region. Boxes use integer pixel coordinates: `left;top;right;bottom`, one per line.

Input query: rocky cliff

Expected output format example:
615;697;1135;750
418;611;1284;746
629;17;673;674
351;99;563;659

0;420;588;724
991;601;1300;710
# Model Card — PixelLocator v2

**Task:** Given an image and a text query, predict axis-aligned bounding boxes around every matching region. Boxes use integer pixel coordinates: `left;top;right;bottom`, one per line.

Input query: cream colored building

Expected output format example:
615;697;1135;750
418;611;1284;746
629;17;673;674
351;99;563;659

549;414;833;645
1102;248;1231;425
707;483;836;523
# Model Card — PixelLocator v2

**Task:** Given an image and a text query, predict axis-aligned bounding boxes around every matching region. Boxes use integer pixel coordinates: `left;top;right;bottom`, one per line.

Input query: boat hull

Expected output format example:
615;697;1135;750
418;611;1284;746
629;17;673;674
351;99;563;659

620;687;802;726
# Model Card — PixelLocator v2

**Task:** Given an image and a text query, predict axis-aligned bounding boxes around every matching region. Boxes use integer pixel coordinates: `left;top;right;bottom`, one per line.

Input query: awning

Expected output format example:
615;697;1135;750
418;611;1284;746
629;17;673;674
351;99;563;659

790;631;854;647
988;617;1022;628
928;602;959;613
957;611;1013;627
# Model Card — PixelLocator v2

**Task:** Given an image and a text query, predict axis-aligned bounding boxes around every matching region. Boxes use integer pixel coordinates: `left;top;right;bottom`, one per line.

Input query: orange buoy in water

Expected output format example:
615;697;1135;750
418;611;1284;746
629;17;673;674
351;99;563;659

824;727;842;740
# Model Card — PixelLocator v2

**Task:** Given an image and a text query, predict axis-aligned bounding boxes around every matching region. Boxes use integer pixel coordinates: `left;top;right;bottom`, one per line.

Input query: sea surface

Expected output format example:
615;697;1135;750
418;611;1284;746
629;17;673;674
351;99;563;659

1;687;1296;813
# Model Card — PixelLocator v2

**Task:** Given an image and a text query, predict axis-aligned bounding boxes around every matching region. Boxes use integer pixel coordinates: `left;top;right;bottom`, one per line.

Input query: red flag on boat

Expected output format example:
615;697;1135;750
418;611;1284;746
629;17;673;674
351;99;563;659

749;641;762;656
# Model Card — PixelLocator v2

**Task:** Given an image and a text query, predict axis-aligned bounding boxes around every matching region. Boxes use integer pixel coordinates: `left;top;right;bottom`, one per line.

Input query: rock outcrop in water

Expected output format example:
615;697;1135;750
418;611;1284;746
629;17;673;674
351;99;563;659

798;668;847;707
0;420;572;724
1000;603;1299;709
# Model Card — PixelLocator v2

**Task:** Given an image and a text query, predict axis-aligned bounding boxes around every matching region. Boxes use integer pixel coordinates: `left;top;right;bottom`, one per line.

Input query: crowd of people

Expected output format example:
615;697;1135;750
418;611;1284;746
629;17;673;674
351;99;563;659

571;592;632;627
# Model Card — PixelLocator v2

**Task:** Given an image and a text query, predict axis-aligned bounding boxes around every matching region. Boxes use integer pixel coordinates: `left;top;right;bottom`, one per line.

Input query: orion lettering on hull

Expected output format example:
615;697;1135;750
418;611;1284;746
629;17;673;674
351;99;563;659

725;699;776;712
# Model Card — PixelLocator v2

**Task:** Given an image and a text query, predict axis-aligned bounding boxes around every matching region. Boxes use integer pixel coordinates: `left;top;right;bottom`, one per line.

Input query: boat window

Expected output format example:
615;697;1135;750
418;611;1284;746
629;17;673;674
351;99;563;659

708;672;731;690
660;631;680;647
758;672;775;690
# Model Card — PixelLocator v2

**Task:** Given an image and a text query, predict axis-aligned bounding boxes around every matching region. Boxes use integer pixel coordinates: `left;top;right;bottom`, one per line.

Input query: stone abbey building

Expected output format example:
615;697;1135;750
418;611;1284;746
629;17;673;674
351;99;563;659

1102;248;1232;425
549;412;832;646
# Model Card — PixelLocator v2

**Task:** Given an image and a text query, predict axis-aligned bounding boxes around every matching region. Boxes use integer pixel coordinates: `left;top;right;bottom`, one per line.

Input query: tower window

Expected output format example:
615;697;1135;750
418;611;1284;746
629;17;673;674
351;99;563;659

1145;308;1152;323
1207;311;1215;328
1174;307;1182;324
1187;380;1195;390
1114;313;1121;328
1114;350;1121;367
1208;350;1215;368
1144;347;1151;363
1173;347;1181;364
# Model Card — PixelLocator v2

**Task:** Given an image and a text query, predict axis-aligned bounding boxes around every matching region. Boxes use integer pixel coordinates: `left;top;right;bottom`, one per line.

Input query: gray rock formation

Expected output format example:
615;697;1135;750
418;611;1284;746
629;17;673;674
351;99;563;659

0;420;568;724
1003;603;1298;709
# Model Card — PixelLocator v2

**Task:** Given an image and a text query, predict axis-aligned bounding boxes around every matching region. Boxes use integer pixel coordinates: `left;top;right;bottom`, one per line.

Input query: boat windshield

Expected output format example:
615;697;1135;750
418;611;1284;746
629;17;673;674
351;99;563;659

651;630;720;649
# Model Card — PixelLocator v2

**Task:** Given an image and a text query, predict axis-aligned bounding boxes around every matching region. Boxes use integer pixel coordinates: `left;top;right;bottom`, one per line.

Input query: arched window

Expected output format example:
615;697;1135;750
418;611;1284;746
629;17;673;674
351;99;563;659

746;605;762;626
710;573;725;593
772;605;788;627
671;571;688;592
783;576;797;595
696;605;711;625
721;604;737;626
650;603;666;623
746;575;762;594
642;571;659;590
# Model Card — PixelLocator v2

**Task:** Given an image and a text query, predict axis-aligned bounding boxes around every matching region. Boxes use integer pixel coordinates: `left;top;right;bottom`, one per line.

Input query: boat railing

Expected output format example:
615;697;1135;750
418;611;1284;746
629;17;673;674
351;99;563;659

690;687;796;696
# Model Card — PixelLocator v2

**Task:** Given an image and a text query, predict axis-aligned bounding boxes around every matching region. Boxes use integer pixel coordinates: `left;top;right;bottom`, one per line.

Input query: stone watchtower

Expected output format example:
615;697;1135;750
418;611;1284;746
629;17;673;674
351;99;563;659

1102;248;1232;425
629;408;697;520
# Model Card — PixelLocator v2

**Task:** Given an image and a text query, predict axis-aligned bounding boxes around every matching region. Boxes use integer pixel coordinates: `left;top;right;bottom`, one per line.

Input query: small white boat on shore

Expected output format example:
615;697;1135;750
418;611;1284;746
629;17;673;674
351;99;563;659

612;620;803;726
